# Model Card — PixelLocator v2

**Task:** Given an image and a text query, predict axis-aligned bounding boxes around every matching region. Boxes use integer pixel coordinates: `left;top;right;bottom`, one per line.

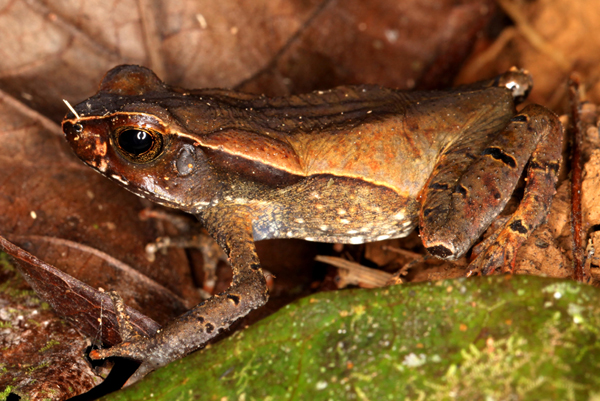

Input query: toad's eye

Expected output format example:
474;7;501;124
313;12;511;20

114;128;163;163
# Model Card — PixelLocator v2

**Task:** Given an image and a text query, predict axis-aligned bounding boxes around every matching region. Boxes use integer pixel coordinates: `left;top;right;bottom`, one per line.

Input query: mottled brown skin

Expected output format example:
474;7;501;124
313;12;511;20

62;65;562;382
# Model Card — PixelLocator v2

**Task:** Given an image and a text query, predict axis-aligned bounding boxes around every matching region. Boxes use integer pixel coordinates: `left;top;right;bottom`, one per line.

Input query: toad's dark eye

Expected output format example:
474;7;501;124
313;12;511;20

119;129;152;154
114;128;163;163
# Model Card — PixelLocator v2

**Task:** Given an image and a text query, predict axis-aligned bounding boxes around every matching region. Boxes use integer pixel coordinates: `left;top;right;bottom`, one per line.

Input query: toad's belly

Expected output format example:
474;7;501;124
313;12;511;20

251;175;420;243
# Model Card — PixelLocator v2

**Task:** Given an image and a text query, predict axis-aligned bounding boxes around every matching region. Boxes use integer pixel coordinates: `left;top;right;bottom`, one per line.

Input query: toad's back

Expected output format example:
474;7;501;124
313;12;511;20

193;84;515;197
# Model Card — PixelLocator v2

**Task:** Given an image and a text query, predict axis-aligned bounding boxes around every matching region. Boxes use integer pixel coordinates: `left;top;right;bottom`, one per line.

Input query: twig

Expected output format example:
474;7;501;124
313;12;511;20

379;245;421;260
569;76;587;282
315;255;393;288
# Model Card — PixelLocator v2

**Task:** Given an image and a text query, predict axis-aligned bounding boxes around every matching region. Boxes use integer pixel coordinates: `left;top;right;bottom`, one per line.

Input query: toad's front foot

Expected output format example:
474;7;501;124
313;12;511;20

90;276;268;385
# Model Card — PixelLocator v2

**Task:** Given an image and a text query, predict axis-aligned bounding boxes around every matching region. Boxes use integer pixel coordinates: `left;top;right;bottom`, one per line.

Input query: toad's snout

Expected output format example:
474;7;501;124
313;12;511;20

63;119;110;172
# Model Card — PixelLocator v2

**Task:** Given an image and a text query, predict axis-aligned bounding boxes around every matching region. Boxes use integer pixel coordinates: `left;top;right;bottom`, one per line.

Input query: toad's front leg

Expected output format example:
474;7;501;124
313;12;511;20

90;206;268;384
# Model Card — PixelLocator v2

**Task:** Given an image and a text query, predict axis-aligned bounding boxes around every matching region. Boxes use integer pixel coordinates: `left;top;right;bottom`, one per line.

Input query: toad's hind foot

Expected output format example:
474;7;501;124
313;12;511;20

469;105;563;276
421;103;563;274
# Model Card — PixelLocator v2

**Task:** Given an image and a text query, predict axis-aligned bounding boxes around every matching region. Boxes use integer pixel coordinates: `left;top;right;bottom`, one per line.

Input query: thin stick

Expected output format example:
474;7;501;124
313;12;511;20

569;77;586;282
315;255;393;288
62;99;80;120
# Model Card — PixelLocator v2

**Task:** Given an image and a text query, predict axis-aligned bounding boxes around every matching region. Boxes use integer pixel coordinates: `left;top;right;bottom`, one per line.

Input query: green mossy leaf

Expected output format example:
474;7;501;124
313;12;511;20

104;275;600;401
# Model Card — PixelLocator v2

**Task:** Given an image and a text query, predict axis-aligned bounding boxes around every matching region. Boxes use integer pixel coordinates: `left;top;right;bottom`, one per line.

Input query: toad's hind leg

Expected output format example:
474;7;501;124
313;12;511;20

420;104;562;274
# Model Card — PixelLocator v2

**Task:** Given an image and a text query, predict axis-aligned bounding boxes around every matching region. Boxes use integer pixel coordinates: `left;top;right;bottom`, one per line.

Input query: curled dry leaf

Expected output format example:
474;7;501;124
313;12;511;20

0;236;161;347
0;255;103;400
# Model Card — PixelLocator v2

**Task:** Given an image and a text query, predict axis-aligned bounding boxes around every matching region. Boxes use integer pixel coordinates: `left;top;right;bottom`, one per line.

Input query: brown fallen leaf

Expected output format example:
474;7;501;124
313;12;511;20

456;0;600;108
0;253;103;400
0;236;160;347
0;0;499;122
237;0;499;94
